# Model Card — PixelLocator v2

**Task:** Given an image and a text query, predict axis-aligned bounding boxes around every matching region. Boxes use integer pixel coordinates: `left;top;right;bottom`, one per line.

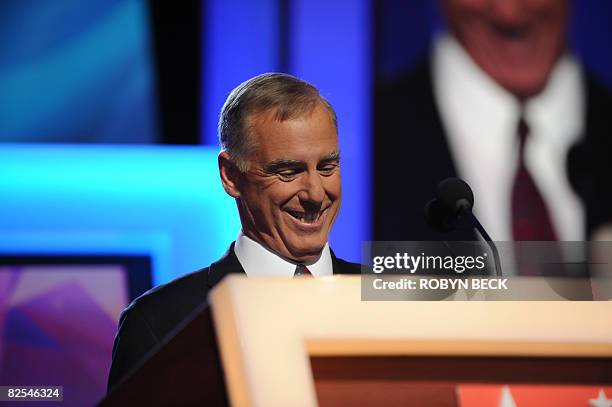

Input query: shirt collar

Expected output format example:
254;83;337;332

432;32;520;155
234;231;333;277
433;32;583;148
525;50;585;150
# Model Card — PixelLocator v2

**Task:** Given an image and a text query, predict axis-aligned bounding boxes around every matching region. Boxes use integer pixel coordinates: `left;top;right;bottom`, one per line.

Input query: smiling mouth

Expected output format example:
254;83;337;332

492;23;531;41
286;208;326;224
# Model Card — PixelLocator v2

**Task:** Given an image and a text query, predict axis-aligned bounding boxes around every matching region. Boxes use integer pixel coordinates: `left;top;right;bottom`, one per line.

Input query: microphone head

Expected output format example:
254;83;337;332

435;177;474;215
424;198;456;233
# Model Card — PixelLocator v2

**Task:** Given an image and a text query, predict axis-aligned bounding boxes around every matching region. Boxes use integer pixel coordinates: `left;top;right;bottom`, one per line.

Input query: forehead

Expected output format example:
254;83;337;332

248;104;338;162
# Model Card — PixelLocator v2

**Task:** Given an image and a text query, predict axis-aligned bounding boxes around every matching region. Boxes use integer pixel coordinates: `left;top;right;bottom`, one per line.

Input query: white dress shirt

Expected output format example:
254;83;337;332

234;231;333;277
432;33;586;241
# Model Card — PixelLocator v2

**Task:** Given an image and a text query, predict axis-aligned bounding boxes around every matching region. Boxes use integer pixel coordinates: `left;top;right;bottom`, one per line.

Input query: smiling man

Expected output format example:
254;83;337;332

218;77;344;271
107;73;359;390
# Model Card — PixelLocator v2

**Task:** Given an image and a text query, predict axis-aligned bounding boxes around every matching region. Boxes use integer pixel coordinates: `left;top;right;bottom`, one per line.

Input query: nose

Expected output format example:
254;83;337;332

299;170;326;205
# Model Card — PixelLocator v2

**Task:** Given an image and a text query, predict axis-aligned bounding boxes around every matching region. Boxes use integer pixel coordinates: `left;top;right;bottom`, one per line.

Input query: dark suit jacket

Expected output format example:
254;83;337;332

374;59;612;241
107;243;360;391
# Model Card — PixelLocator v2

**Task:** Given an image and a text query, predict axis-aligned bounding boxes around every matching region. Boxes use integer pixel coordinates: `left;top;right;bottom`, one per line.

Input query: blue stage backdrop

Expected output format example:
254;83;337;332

0;144;240;285
0;0;158;143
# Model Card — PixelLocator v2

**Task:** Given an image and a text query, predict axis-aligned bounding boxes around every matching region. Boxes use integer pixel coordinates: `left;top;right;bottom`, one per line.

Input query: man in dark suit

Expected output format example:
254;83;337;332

108;73;360;390
374;0;612;244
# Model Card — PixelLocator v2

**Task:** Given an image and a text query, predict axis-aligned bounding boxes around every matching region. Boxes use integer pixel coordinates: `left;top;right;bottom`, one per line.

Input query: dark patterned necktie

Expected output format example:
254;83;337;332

512;117;563;276
511;117;558;241
294;264;312;277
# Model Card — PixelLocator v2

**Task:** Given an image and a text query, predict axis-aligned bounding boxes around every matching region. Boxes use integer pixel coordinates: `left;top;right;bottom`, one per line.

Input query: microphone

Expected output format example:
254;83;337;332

424;198;455;233
425;178;502;277
436;177;474;215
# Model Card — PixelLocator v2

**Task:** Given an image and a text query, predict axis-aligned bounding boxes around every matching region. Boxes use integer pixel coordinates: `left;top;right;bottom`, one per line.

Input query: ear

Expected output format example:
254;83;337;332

218;151;242;198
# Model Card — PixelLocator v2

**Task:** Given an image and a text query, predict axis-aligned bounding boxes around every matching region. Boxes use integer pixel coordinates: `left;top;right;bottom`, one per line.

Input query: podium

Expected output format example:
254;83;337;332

101;276;612;406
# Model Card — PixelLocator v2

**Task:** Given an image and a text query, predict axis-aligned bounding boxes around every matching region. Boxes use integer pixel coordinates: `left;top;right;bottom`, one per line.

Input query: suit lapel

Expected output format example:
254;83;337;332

207;242;246;288
330;248;340;274
331;248;361;275
374;60;460;240
568;74;612;236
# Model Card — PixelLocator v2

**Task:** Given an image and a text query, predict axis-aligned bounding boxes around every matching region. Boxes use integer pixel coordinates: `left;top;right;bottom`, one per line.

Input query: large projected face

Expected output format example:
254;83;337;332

222;103;341;263
443;0;568;99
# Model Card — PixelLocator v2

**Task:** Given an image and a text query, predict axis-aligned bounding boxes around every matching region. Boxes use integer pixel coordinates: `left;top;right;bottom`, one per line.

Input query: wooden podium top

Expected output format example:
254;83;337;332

209;275;612;407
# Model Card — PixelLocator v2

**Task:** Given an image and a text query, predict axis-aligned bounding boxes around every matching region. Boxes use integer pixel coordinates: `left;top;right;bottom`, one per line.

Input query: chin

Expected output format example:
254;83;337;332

287;242;326;262
489;55;558;98
481;63;550;99
500;74;550;99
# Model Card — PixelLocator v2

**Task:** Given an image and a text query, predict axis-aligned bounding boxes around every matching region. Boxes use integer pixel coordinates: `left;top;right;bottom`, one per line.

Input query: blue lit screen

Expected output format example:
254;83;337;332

0;0;158;143
0;145;240;285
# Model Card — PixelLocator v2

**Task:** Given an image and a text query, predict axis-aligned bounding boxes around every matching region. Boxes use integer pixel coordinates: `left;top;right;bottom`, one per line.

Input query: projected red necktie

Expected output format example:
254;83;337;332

511;117;558;242
294;264;312;277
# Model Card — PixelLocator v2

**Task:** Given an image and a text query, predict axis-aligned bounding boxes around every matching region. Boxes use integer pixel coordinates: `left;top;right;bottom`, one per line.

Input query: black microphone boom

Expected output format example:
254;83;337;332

425;178;502;277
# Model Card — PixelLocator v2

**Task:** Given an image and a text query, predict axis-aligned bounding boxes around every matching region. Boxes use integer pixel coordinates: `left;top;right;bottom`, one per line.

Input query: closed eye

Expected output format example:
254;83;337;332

317;162;339;175
276;168;302;180
264;159;305;181
318;151;340;176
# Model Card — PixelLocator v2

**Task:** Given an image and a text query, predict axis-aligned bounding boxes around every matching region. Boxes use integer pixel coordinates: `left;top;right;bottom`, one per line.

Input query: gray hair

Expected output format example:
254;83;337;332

218;73;337;172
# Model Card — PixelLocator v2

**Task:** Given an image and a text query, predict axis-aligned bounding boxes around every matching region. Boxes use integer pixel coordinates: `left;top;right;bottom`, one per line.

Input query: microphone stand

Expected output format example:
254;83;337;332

463;211;503;277
434;179;503;278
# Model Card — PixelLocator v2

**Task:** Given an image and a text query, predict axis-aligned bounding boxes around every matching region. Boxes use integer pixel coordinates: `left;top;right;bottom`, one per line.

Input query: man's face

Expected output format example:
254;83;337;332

443;0;568;99
232;103;341;263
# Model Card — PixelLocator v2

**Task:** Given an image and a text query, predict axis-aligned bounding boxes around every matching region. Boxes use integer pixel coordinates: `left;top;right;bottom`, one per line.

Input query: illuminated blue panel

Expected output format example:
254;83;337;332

0;0;157;143
0;145;241;285
289;0;372;262
201;0;280;145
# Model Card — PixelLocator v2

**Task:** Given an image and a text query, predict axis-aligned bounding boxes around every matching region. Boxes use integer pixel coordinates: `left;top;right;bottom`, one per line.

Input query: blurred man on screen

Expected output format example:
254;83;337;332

107;73;359;390
374;0;612;246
